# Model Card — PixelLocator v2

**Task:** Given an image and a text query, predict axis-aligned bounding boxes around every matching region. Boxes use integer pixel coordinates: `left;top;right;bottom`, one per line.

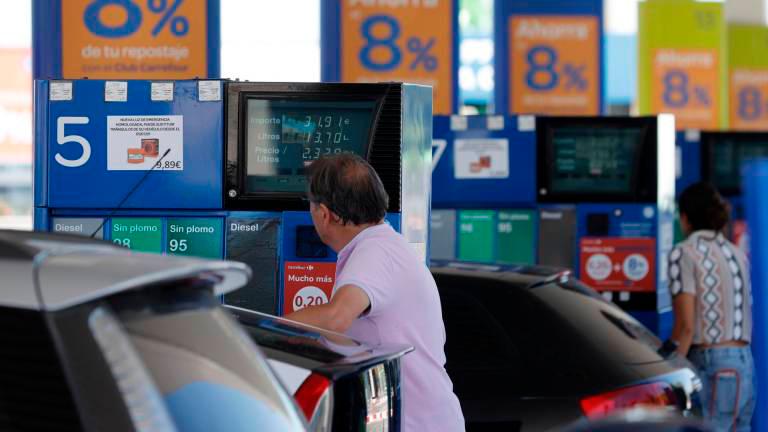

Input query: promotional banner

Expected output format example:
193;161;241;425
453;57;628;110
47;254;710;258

321;0;458;115
638;0;727;130
495;0;603;115
509;15;600;115
580;237;656;292
729;25;768;131
283;262;336;315
0;49;32;165
33;0;220;79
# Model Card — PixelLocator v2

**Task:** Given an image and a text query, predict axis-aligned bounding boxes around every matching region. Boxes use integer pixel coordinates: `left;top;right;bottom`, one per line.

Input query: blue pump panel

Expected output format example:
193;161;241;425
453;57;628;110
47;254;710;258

536;115;676;338
576;204;658;239
573;202;674;339
432;115;536;209
35;80;223;209
34;79;432;321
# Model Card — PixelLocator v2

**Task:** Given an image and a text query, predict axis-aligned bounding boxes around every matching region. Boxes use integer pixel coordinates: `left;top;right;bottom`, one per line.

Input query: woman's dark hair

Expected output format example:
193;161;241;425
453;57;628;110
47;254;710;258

678;182;730;232
307;154;389;225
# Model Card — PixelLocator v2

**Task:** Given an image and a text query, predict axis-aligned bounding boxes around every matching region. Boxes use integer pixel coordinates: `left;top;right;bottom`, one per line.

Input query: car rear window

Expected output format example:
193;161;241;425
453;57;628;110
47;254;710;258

535;281;663;364
0;307;84;431
109;284;307;432
435;273;598;398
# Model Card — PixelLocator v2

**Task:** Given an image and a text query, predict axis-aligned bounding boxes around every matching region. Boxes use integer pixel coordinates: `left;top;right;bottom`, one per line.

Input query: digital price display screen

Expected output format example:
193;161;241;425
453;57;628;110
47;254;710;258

245;99;377;193
708;135;768;194
547;127;644;194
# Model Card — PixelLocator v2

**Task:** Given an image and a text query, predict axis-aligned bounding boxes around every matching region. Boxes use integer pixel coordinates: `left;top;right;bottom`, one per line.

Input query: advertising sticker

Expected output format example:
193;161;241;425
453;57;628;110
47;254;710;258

580;237;656;292
283;262;337;315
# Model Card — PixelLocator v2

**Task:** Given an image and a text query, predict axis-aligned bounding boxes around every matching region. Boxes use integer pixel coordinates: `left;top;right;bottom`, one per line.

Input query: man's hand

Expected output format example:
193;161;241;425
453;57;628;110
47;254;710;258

284;284;371;333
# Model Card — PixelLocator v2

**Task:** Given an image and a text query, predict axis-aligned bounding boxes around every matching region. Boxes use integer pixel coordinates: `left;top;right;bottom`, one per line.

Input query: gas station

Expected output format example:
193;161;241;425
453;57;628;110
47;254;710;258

3;0;768;431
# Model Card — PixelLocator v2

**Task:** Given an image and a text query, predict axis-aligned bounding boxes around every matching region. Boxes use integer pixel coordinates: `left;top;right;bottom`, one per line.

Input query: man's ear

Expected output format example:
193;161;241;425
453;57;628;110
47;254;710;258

318;203;332;224
320;203;342;225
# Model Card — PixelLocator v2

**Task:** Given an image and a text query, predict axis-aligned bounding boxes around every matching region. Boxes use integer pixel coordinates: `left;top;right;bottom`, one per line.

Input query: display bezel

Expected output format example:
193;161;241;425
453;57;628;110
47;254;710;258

701;131;768;197
536;117;657;203
226;86;386;209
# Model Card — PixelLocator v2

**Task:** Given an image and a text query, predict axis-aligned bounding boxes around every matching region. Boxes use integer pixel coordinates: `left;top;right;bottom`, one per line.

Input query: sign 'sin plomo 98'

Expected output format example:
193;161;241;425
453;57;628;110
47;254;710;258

61;0;209;79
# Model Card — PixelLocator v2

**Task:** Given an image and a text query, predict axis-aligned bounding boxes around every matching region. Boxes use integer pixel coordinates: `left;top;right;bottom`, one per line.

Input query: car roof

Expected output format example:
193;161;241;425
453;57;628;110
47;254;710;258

0;230;251;312
430;259;570;288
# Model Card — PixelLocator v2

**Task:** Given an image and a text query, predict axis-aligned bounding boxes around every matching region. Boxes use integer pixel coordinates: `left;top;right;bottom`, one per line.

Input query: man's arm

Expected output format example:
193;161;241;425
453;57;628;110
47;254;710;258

284;284;370;333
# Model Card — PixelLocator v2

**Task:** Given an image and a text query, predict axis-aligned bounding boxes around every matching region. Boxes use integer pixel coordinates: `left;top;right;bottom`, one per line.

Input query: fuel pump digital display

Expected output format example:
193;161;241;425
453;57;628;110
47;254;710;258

245;99;377;193
537;117;658;203
548;127;643;194
703;133;768;196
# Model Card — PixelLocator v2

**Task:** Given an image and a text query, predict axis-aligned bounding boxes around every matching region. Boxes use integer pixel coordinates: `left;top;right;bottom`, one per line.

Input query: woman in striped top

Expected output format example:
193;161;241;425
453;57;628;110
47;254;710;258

668;182;755;431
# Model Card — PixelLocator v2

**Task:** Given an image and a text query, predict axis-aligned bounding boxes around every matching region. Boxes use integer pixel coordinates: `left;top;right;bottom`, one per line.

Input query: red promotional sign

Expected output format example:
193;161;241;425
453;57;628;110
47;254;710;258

580;238;656;292
283;262;336;315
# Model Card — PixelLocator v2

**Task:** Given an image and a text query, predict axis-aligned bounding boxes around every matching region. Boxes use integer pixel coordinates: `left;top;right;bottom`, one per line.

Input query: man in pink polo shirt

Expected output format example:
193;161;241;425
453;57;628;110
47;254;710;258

285;154;465;431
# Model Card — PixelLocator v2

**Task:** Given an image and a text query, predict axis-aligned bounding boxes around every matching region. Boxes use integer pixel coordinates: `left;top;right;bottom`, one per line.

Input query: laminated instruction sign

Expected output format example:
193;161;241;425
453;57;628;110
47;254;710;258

509;15;600;115
729;25;768;131
323;0;457;115
107;115;183;171
34;0;218;79
638;0;727;130
454;139;509;179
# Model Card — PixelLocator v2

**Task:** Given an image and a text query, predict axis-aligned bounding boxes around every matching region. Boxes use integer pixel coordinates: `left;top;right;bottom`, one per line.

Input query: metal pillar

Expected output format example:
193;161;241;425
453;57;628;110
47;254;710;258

743;160;768;432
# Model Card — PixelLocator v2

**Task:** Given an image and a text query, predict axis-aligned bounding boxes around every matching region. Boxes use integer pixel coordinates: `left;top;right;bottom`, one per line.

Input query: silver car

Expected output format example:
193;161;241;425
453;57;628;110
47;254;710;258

0;230;307;432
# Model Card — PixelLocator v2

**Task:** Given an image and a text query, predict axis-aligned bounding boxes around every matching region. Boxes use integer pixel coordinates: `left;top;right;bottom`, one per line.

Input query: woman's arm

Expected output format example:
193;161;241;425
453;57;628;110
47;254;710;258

671;292;696;356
